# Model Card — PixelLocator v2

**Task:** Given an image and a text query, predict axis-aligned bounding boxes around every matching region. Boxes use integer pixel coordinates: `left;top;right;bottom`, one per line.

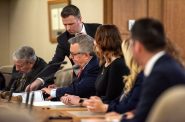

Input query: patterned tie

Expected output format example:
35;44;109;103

77;68;83;78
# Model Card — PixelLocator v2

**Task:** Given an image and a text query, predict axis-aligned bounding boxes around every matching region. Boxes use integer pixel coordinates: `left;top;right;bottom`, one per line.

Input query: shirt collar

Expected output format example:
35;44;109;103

144;51;165;77
81;24;87;34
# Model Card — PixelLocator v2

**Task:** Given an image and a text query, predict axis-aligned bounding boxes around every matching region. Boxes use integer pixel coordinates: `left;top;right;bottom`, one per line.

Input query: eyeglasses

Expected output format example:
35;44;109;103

70;52;85;58
14;60;32;69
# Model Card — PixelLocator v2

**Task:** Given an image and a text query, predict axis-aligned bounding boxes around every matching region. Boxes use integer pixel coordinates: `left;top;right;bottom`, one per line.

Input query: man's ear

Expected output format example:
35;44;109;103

84;53;90;60
78;16;82;22
134;41;143;54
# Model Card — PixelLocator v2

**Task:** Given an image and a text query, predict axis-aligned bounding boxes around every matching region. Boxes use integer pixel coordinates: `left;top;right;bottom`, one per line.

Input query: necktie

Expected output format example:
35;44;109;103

77;68;83;78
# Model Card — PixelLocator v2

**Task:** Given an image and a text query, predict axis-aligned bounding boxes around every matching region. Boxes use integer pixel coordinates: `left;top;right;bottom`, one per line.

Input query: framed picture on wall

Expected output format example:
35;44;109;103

48;0;71;43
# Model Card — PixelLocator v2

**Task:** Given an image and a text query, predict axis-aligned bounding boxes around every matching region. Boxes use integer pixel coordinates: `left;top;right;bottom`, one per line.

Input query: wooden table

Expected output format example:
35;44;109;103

0;99;106;122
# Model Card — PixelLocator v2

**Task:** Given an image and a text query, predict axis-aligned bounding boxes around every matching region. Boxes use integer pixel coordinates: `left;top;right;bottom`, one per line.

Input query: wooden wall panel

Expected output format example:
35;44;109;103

148;0;163;20
104;0;185;58
103;0;113;24
163;0;185;58
112;0;148;39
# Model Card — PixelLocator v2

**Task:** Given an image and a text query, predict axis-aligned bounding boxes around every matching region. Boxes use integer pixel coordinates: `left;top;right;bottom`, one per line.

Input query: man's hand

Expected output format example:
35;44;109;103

41;87;54;100
60;94;81;106
48;84;57;89
41;87;53;95
25;79;43;92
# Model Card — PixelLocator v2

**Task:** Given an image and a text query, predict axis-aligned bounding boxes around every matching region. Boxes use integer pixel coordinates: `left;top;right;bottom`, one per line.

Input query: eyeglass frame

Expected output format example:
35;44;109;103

69;52;86;58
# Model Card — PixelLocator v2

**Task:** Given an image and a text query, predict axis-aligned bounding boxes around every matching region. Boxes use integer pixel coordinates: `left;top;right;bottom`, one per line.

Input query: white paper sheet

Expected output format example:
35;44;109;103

33;101;65;106
12;90;44;103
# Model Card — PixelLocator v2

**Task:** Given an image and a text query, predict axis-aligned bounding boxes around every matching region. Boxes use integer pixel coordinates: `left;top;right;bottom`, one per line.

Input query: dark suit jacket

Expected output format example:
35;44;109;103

107;72;143;114
56;55;100;98
0;72;5;90
39;23;101;81
6;57;47;92
123;54;185;122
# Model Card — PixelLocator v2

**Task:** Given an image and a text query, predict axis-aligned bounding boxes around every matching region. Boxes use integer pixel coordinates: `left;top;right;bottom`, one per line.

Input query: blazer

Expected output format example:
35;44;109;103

0;72;5;90
123;54;185;122
107;72;143;114
6;57;47;92
39;23;101;81
56;55;100;98
95;57;129;103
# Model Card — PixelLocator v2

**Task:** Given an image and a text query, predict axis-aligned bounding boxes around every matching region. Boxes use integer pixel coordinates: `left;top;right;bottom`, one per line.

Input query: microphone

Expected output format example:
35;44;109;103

29;92;34;112
8;78;19;102
63;65;80;72
34;61;67;79
49;61;67;66
25;61;67;107
27;61;67;91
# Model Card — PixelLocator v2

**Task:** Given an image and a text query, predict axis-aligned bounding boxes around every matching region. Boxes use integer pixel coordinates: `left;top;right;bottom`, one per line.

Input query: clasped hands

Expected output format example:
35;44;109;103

60;95;108;113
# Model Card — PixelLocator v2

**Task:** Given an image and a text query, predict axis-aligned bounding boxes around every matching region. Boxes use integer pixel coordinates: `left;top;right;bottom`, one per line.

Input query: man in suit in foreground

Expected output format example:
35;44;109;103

26;5;101;91
122;18;185;122
42;34;100;99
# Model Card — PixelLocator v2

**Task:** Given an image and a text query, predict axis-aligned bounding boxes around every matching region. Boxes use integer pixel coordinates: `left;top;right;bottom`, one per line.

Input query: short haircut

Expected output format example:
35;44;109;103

61;4;81;18
68;34;94;55
131;18;166;52
13;46;37;62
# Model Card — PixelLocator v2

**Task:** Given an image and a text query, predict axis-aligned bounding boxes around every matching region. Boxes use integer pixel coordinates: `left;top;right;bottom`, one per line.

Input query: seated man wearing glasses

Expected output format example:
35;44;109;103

6;46;47;92
42;34;100;99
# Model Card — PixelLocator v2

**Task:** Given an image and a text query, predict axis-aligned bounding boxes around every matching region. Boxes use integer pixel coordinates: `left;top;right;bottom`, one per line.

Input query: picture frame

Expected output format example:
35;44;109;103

48;0;71;43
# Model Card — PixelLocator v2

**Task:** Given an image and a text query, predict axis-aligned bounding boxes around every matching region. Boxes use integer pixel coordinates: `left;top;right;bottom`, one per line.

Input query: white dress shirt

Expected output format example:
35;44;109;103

144;51;165;77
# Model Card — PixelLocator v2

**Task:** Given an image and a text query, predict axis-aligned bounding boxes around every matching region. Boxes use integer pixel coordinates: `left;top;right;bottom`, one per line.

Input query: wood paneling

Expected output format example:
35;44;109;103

104;0;185;58
103;0;113;24
112;0;148;39
163;0;185;58
148;0;163;20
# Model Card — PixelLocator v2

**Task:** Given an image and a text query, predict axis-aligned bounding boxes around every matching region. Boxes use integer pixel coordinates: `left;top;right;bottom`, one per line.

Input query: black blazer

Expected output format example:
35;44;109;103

107;72;143;114
56;55;100;98
95;58;129;103
39;23;101;81
123;54;185;122
0;72;5;90
6;57;47;92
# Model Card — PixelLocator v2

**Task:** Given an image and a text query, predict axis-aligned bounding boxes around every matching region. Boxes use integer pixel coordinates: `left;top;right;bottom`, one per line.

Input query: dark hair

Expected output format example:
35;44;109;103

131;18;166;52
95;24;123;65
61;5;81;18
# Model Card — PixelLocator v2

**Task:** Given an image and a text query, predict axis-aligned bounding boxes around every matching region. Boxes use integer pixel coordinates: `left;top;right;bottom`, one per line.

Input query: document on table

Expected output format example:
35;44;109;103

33;101;65;106
12;90;65;106
12;90;44;103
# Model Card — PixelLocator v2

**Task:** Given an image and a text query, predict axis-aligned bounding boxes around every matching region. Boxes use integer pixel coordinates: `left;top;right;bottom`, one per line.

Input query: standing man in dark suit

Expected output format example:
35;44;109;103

122;18;185;122
42;34;100;99
26;5;101;91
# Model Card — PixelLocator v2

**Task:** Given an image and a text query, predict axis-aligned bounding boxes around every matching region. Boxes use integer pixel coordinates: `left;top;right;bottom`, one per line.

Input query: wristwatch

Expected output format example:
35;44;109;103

79;98;84;106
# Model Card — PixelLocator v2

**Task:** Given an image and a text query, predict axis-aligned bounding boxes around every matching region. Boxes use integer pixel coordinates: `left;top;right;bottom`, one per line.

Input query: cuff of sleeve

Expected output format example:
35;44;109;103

50;89;57;97
37;78;45;86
